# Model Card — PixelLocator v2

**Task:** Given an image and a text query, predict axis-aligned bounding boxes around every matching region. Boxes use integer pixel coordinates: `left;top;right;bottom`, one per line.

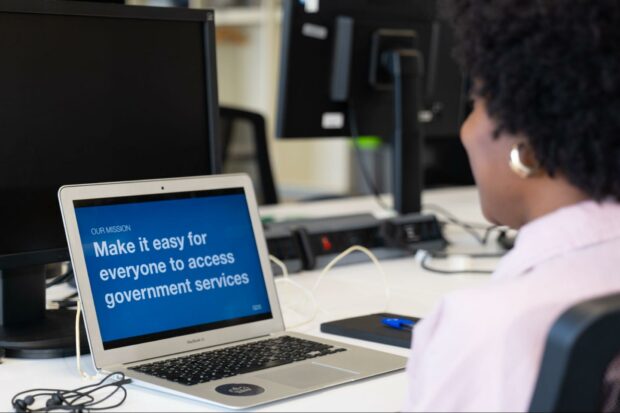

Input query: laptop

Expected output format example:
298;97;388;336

58;174;407;409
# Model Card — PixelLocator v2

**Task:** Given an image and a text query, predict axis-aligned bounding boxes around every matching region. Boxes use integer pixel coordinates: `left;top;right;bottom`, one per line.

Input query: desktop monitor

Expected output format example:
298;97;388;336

0;0;220;358
276;0;467;212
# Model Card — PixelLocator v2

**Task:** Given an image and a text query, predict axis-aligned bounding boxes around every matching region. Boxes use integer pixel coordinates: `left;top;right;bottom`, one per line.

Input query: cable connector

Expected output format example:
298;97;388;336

414;249;430;264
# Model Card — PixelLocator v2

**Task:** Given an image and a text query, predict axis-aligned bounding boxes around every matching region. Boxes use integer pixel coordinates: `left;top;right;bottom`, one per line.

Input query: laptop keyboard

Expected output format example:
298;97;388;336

128;336;347;386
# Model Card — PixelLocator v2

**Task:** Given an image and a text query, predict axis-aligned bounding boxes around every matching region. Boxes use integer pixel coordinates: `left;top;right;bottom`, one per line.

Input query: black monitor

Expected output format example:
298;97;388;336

0;0;220;358
276;0;466;213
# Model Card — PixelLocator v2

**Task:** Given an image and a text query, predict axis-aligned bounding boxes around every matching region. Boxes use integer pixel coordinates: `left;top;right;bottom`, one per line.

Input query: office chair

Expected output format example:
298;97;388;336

220;106;279;205
529;292;620;412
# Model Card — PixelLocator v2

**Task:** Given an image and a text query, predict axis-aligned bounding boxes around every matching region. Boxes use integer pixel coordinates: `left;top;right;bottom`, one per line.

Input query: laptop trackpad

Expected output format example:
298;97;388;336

257;363;359;390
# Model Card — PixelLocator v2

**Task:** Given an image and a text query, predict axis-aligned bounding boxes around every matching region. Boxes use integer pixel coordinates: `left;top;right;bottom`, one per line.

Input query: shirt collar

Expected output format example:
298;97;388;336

493;200;620;280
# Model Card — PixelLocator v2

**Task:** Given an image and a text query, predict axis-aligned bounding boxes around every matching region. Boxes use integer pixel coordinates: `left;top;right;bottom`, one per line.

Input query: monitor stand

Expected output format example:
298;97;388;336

382;48;423;214
0;265;88;359
330;20;424;214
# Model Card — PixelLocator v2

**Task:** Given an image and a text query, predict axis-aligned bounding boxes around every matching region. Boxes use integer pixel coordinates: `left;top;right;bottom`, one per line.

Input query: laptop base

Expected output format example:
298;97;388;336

116;331;407;410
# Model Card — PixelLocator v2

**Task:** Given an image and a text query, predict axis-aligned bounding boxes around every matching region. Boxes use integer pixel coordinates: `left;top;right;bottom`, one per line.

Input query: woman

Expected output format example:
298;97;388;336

404;0;620;411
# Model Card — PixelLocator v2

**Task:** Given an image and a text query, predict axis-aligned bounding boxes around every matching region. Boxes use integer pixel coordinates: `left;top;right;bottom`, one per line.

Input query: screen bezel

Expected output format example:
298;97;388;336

59;174;285;368
0;0;221;268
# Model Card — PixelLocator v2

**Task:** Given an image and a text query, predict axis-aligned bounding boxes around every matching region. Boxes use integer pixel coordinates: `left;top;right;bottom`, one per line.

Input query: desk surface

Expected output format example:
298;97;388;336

1;187;500;412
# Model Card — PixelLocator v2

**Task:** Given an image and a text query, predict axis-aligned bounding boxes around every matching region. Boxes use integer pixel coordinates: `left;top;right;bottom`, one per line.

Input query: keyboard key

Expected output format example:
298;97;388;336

129;336;347;386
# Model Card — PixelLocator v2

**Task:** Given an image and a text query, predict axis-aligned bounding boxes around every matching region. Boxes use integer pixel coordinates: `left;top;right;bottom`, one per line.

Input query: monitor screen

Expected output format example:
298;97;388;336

0;2;219;266
73;188;272;350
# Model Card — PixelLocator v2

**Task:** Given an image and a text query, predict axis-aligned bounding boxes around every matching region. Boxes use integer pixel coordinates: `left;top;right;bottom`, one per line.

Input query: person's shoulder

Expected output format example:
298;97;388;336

434;238;620;343
415;279;531;348
435;279;532;331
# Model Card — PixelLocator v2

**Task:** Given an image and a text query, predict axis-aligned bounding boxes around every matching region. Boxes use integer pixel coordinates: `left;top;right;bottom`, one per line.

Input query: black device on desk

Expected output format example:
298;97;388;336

321;313;420;348
0;0;220;358
298;213;446;269
297;214;402;269
277;0;466;214
264;221;306;275
264;213;445;273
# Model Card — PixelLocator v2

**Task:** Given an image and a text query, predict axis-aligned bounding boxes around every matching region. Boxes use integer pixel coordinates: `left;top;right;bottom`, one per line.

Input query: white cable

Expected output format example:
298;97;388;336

270;255;318;329
312;245;391;309
269;254;289;279
75;301;98;381
270;246;391;330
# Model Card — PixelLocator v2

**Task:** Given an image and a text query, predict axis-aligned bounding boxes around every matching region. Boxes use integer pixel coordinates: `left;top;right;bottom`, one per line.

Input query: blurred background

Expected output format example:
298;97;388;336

108;0;474;200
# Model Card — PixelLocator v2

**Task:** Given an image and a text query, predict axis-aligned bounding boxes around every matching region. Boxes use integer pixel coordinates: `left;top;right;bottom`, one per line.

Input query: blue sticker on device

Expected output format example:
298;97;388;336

215;384;265;397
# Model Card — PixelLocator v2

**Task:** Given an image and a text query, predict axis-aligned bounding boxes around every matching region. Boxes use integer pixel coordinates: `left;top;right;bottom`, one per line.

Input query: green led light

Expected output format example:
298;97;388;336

354;136;383;150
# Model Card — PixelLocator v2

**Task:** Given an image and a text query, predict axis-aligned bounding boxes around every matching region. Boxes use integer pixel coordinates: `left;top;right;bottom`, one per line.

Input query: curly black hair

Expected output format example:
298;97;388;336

443;0;620;201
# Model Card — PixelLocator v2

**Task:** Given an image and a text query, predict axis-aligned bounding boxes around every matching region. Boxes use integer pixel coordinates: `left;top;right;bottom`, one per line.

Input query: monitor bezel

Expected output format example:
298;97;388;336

58;174;285;368
0;0;221;269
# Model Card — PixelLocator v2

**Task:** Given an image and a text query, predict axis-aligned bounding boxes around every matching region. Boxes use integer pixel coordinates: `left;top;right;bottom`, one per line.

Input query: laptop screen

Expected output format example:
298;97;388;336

73;188;273;350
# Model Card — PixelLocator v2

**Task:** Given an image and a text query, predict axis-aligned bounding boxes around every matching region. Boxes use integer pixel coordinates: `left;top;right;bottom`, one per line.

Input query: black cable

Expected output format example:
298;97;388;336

423;203;505;245
54;300;78;309
58;292;79;301
48;292;79;309
348;105;393;212
69;381;128;411
46;268;74;289
67;373;130;411
11;372;130;412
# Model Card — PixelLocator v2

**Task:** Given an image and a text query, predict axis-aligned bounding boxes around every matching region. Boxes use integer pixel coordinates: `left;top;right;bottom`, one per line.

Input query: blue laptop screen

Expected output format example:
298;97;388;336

73;188;273;350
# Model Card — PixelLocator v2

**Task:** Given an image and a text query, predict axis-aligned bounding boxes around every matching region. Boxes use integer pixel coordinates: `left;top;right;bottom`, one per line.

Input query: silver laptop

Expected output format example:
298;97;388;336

58;174;406;409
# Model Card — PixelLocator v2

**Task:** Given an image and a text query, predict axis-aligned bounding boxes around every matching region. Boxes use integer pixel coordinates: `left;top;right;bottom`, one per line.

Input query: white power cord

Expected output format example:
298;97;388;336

312;245;391;304
271;255;319;329
75;301;98;381
271;245;391;330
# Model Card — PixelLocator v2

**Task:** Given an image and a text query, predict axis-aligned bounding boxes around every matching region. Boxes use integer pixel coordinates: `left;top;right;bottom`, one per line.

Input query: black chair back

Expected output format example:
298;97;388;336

529;292;620;412
219;107;278;205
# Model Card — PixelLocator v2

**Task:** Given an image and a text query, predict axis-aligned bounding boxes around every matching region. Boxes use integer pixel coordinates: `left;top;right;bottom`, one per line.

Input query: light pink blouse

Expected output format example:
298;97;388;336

404;200;620;412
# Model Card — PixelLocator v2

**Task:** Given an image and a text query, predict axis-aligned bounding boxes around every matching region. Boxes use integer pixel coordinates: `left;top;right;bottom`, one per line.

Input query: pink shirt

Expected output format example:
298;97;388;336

404;200;620;412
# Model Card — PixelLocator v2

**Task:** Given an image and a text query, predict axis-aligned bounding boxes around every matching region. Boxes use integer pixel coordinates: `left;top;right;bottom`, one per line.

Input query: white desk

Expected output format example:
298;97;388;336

1;187;501;412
